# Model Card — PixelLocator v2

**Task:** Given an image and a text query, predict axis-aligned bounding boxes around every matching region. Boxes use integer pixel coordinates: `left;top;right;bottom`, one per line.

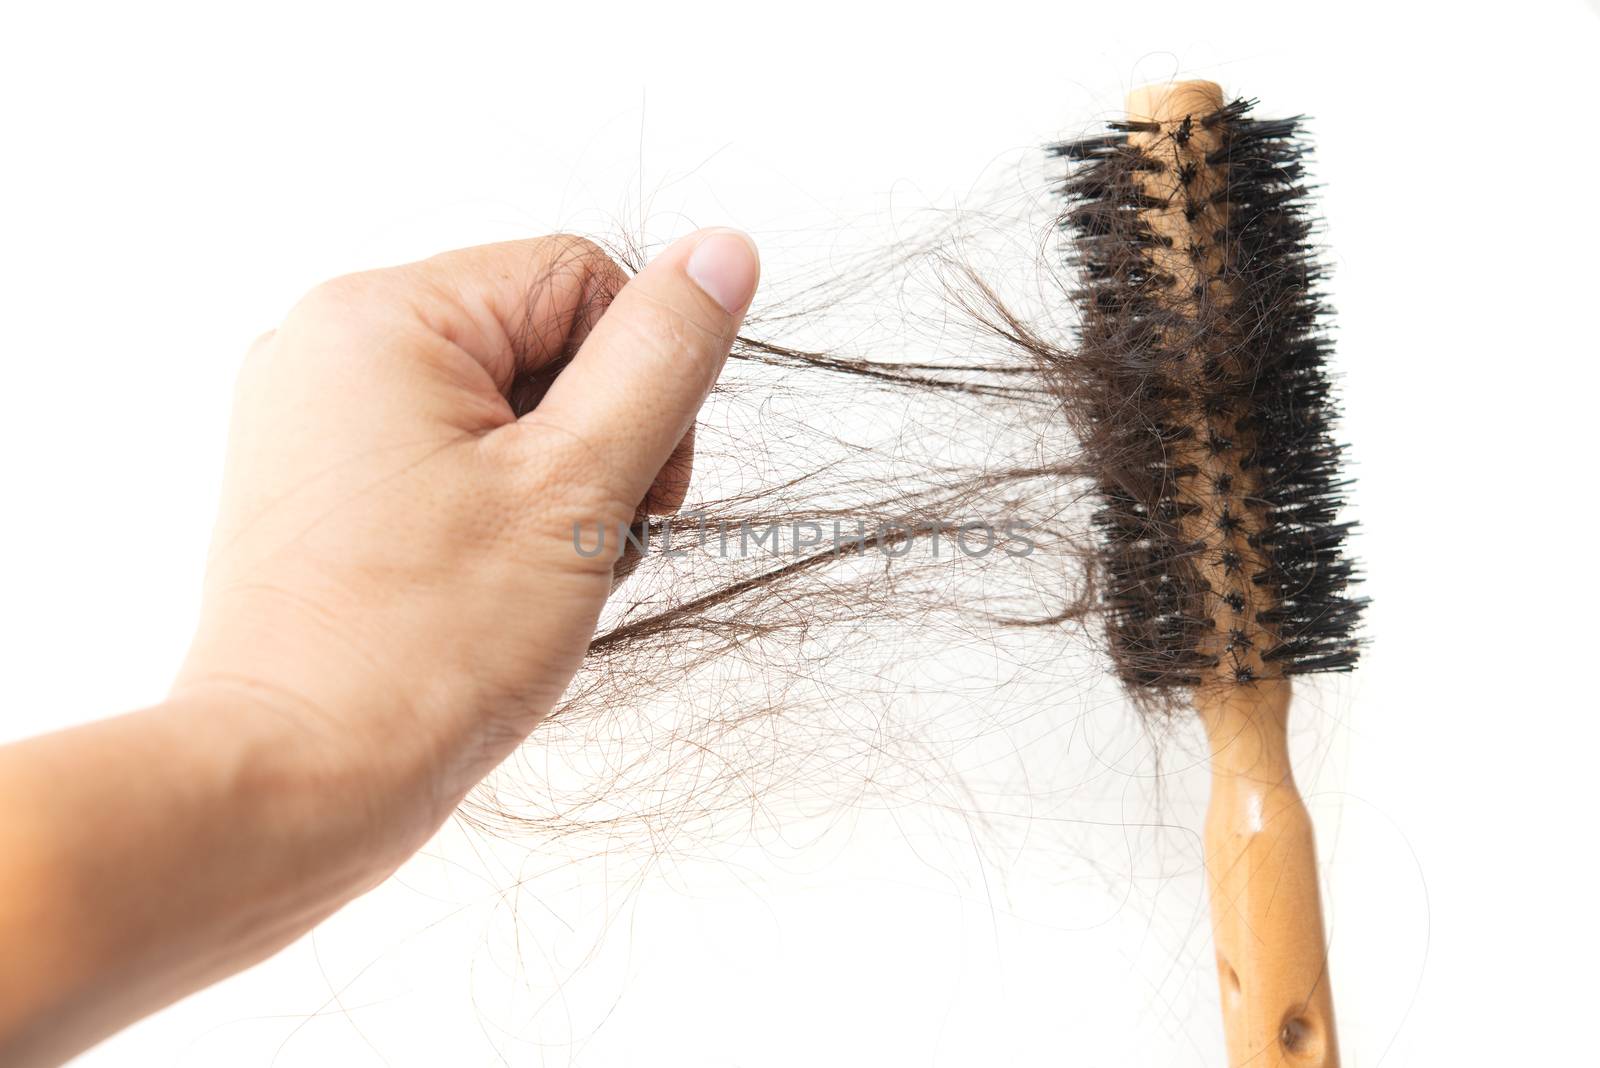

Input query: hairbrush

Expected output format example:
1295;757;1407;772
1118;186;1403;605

1057;81;1365;1065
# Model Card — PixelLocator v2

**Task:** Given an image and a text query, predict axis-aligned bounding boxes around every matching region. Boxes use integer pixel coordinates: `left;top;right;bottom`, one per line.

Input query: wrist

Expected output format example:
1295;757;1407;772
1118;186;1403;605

164;670;444;874
174;586;463;853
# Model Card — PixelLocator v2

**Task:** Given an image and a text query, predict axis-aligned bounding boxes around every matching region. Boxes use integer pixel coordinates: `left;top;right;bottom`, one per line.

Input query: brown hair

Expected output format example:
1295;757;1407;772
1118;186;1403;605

463;102;1364;845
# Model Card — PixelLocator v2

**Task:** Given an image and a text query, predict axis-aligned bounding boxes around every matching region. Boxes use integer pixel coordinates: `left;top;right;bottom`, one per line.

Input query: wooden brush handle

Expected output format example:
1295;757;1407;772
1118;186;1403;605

1199;679;1338;1066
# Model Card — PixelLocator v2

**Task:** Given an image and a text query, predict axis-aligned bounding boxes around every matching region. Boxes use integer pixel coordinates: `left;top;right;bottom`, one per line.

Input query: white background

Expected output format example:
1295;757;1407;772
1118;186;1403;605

4;1;1599;1064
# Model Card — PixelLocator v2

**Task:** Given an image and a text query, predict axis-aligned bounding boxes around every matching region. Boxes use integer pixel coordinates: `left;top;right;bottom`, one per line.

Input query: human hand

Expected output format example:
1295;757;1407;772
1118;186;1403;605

173;229;759;861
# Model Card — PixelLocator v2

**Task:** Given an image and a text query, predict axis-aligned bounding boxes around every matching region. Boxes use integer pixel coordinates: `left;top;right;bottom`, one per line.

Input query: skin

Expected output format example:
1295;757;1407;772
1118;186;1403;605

0;228;760;1068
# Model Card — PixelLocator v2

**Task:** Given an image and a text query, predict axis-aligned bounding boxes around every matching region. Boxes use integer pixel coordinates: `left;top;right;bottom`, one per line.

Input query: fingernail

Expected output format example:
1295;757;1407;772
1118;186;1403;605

684;229;759;315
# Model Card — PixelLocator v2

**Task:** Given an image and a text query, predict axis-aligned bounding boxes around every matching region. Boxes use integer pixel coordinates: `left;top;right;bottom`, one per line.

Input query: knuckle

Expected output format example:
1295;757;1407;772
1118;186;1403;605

527;234;627;296
545;235;630;319
540;232;609;266
285;269;401;328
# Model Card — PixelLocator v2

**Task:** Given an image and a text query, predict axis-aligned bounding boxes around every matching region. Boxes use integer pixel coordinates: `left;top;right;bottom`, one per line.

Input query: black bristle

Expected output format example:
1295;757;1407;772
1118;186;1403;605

1050;133;1126;160
1054;96;1366;709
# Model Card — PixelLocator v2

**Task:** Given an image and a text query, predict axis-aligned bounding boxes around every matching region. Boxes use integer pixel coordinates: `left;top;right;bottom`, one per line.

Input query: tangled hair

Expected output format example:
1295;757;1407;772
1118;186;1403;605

461;101;1364;851
1057;97;1366;713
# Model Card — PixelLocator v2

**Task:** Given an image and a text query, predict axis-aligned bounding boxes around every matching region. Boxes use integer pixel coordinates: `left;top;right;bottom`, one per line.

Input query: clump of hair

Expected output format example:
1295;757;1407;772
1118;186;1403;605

1052;91;1365;713
468;217;1109;850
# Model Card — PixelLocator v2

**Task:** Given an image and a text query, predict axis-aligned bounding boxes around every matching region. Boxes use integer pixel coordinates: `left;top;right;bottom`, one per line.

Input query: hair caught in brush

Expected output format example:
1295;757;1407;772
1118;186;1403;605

1055;96;1366;713
462;105;1364;849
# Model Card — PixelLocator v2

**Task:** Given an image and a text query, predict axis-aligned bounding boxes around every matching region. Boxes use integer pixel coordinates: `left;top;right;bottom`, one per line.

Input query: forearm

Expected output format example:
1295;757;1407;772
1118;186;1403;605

0;692;408;1067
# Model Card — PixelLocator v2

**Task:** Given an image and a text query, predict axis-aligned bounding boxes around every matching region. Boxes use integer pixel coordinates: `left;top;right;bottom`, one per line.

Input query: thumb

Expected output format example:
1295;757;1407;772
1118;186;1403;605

513;227;759;510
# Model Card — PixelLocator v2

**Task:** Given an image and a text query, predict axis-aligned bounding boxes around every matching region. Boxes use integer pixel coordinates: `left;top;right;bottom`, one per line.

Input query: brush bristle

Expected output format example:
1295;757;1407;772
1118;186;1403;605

1054;95;1366;709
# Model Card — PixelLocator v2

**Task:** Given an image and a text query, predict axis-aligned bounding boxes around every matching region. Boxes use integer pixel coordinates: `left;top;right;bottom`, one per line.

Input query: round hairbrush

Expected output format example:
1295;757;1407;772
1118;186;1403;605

1057;81;1366;1066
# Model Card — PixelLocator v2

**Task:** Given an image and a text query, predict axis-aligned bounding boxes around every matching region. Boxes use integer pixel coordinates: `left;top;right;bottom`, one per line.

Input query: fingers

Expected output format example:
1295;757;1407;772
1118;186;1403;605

285;228;752;523
512;228;758;513
642;426;696;515
383;235;629;393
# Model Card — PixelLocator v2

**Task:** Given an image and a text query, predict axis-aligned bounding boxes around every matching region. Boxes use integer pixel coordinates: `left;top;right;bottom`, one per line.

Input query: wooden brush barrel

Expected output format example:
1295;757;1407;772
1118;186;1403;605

1125;80;1340;1067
